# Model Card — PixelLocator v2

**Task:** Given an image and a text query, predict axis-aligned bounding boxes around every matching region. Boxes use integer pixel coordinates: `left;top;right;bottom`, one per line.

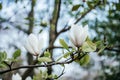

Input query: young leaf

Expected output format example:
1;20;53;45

44;50;51;57
13;49;21;59
0;63;7;68
0;3;2;10
82;39;96;52
72;4;80;11
79;54;90;66
98;46;106;54
2;51;7;61
116;3;120;11
63;52;71;58
56;56;63;61
38;57;52;62
0;51;7;62
59;39;69;51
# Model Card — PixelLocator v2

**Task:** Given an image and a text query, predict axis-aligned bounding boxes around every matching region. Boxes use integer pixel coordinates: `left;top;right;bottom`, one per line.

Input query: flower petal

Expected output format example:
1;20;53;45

24;39;35;55
25;76;32;80
28;34;40;54
69;24;88;47
12;73;22;80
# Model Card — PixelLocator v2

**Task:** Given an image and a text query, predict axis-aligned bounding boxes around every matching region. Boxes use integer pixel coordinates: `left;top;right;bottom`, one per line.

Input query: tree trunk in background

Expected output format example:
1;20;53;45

22;0;35;80
47;0;61;80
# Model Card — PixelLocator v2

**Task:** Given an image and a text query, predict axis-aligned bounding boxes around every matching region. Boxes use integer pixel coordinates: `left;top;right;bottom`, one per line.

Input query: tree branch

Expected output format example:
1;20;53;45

57;1;101;35
0;52;87;74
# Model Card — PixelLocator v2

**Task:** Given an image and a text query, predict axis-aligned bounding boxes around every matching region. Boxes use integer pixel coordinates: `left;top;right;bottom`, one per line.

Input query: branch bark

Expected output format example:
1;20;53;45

48;0;61;78
0;52;87;74
22;0;35;79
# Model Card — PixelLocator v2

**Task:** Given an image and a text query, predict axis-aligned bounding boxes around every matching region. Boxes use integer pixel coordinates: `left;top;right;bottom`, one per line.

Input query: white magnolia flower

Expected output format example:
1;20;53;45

25;76;32;80
25;33;44;56
69;24;88;47
12;73;22;80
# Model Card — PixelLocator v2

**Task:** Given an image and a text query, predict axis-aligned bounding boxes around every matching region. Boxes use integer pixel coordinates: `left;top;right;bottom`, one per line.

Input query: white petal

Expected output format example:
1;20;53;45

25;76;32;80
38;35;44;54
69;24;88;47
69;25;77;46
28;34;40;54
24;39;35;55
12;73;22;80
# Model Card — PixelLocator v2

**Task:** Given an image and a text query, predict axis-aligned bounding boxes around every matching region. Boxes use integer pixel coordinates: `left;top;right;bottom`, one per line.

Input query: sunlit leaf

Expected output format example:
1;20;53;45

79;54;90;66
82;41;96;52
59;39;69;51
44;50;51;57
38;57;52;62
0;51;7;62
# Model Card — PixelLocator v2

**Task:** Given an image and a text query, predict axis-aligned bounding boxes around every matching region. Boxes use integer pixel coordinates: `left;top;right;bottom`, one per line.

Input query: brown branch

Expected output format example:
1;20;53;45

74;1;101;24
57;1;101;35
55;0;61;33
0;52;87;74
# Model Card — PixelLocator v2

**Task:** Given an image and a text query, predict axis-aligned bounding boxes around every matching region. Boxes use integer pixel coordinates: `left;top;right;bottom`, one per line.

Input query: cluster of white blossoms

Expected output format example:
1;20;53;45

24;24;88;56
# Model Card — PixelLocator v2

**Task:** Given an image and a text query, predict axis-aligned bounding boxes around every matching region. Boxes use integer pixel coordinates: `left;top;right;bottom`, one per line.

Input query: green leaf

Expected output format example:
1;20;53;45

95;40;106;54
82;38;96;52
59;39;69;51
116;3;120;11
0;63;7;68
44;50;51;57
40;21;47;27
87;1;93;8
72;4;80;11
38;57;52;62
0;3;2;10
54;74;58;79
79;54;90;66
95;41;103;47
98;46;106;54
13;49;21;59
0;51;7;62
63;52;71;58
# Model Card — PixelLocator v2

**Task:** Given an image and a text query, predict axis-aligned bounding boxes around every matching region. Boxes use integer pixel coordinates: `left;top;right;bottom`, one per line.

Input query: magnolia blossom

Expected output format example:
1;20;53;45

24;33;44;56
69;24;88;47
12;73;32;80
12;73;22;80
25;76;32;80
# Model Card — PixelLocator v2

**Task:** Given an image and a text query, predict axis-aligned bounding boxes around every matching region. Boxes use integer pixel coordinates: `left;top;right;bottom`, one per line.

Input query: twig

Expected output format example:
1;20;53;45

54;66;65;79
